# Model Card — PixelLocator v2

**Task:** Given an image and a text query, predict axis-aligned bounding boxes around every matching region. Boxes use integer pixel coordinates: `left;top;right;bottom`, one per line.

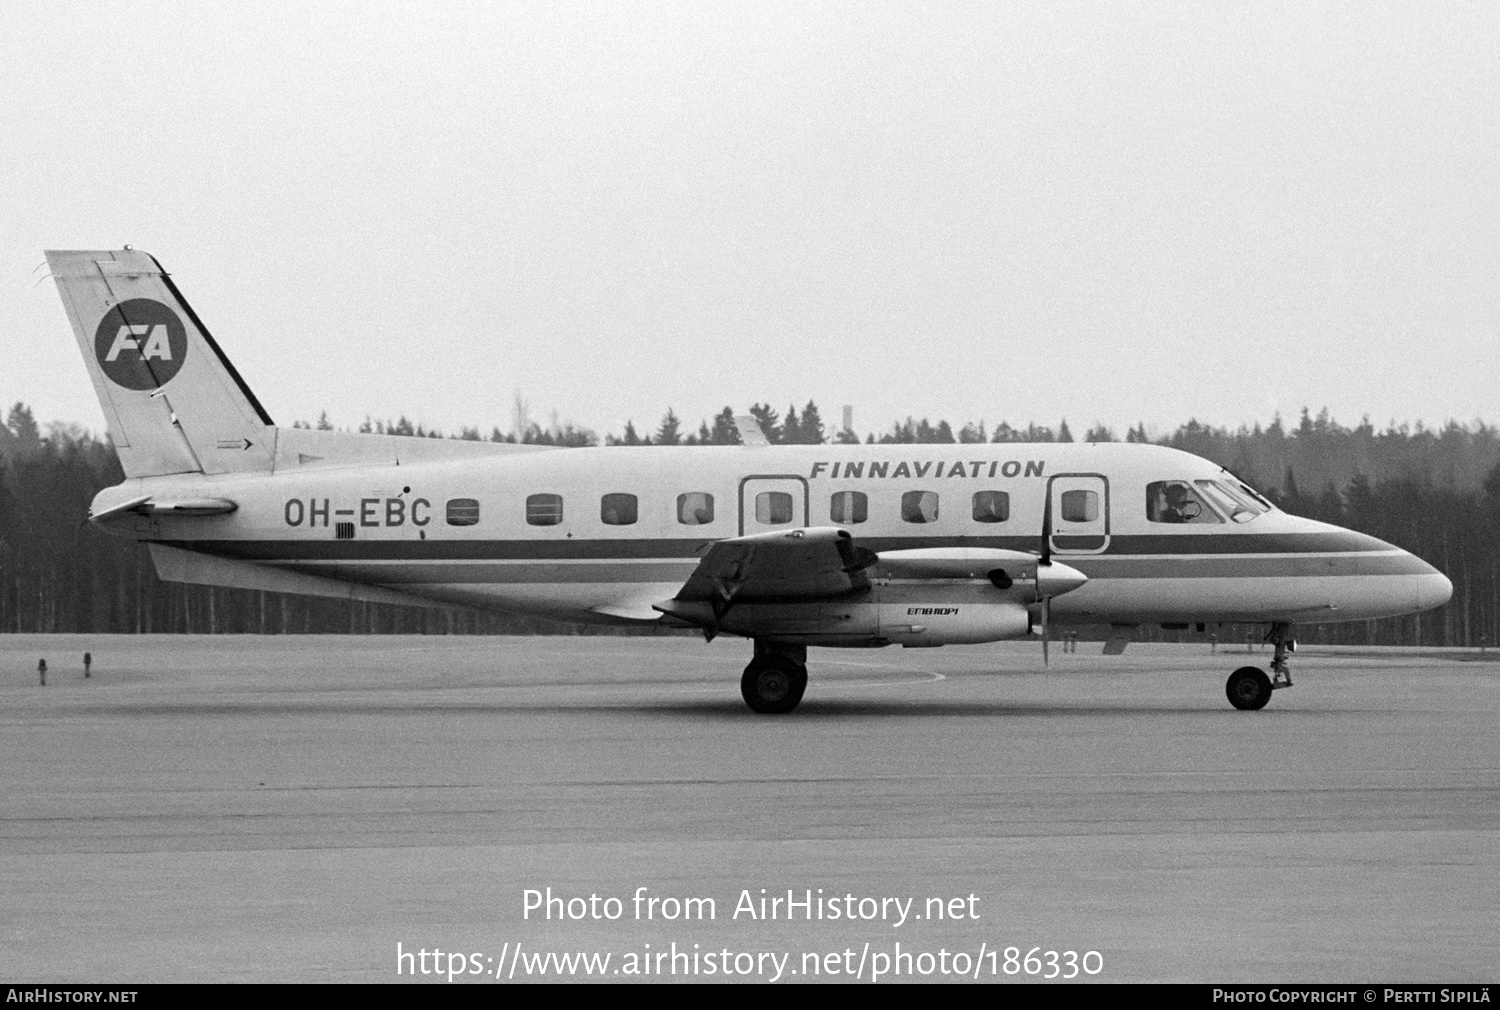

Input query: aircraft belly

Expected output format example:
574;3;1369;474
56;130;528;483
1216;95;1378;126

1051;572;1430;623
258;554;699;623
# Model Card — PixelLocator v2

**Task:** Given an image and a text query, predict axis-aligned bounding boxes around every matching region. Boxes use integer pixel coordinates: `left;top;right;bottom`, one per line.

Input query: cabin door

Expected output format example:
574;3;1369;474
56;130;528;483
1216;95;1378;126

738;475;809;536
1047;473;1110;554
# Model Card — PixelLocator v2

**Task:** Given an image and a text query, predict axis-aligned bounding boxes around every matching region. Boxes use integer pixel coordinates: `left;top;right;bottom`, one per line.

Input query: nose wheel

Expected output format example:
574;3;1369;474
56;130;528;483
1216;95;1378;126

1224;622;1295;710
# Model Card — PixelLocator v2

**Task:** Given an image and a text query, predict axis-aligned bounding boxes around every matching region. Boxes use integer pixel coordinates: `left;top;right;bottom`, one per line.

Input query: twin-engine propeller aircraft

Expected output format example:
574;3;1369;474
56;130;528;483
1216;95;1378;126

46;249;1453;713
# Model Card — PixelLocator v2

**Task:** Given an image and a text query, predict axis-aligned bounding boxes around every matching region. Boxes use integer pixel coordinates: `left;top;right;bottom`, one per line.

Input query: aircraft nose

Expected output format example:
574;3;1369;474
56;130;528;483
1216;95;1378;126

1037;560;1087;598
1411;558;1453;612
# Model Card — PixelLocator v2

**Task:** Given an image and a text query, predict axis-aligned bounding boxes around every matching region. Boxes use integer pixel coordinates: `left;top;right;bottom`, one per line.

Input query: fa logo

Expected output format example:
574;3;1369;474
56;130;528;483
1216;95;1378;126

106;323;172;363
93;299;187;390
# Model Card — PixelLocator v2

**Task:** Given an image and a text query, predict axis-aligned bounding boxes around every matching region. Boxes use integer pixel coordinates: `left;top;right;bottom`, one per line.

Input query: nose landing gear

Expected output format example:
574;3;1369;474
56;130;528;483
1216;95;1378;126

1225;622;1295;710
741;641;808;714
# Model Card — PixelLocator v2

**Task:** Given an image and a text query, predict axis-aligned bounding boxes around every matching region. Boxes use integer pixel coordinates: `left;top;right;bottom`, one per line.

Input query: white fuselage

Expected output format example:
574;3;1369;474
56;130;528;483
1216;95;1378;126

92;440;1453;636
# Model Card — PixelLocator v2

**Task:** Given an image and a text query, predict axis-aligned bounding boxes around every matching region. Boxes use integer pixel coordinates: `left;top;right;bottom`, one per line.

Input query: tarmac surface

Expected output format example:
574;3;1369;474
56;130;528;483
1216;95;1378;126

0;633;1496;984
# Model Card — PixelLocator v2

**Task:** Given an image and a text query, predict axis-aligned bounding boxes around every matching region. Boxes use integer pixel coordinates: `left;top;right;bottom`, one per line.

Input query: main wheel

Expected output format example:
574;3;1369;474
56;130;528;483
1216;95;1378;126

740;656;808;714
1226;666;1273;711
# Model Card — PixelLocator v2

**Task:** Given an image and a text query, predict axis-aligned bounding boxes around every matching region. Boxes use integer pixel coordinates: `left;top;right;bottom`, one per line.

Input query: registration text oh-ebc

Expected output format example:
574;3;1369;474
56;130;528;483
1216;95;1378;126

523;887;979;928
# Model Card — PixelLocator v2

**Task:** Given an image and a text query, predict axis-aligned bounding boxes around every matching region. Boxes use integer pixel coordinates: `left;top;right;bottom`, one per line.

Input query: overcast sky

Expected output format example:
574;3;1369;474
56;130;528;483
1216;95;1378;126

2;2;1496;440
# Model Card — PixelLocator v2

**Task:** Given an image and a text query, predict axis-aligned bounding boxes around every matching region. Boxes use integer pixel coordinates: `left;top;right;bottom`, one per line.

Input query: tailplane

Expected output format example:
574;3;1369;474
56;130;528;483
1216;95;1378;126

46;248;275;478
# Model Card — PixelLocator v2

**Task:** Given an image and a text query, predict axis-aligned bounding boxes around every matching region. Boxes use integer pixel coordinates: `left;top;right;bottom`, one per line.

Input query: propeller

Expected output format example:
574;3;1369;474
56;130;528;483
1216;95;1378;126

1037;489;1054;666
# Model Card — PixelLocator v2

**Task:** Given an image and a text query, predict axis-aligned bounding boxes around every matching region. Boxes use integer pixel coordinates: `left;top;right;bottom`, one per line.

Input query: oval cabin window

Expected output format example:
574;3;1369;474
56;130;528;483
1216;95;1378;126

755;491;794;524
445;498;480;526
600;493;638;526
901;490;939;524
677;492;715;525
1060;489;1098;523
526;493;564;526
972;490;1009;523
829;490;867;524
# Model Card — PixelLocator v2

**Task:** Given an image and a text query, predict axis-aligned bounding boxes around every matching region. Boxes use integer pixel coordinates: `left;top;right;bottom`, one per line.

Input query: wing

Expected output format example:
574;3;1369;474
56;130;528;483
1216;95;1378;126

654;526;873;628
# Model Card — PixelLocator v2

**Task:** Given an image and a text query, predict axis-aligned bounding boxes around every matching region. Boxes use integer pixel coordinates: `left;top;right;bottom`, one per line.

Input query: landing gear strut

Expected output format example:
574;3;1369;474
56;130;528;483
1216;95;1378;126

1266;622;1295;689
1224;622;1295;711
741;641;808;714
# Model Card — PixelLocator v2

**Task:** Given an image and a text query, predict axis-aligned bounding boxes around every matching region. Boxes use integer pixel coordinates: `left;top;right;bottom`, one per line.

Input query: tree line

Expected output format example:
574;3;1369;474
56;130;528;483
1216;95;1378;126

1;400;1497;647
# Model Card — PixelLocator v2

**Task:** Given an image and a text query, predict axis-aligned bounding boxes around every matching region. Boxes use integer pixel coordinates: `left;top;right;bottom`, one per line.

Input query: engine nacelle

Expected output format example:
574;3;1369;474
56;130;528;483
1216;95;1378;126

654;545;1083;647
873;601;1031;646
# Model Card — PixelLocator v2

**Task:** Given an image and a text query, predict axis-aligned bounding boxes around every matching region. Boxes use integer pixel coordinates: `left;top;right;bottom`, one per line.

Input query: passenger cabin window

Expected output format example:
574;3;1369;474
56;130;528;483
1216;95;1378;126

755;491;793;525
830;490;867;524
1060;489;1099;523
1145;481;1221;524
901;490;939;524
526;493;564;526
972;490;1009;523
600;492;638;526
677;492;715;525
446;498;480;526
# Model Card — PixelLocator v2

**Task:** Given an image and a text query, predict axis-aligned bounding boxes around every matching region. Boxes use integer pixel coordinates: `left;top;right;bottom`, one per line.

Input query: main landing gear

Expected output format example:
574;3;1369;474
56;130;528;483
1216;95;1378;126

741;641;808;714
1225;622;1295;711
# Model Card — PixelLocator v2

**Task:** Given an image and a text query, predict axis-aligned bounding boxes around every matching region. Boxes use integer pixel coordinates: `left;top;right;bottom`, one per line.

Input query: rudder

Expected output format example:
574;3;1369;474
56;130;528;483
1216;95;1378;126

46;248;275;478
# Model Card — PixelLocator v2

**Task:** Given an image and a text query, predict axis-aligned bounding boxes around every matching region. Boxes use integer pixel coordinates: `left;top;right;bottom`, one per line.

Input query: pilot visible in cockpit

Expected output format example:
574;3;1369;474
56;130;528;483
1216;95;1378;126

1147;481;1215;524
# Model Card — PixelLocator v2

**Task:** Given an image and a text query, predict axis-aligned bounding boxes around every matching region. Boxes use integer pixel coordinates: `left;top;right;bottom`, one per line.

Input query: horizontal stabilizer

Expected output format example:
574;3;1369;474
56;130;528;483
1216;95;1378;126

91;496;236;523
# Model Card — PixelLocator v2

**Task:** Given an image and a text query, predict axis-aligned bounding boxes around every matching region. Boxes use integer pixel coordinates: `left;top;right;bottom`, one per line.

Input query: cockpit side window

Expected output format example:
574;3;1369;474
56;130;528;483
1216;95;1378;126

1146;481;1222;524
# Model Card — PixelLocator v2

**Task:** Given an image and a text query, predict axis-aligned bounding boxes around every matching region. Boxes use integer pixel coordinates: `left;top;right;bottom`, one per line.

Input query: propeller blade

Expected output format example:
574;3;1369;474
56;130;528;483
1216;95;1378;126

1040;486;1053;566
1041;596;1050;667
1038;486;1056;667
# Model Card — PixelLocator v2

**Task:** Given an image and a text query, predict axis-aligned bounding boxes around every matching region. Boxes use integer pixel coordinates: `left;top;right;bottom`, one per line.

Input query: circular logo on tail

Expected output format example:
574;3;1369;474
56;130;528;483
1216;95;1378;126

94;299;188;390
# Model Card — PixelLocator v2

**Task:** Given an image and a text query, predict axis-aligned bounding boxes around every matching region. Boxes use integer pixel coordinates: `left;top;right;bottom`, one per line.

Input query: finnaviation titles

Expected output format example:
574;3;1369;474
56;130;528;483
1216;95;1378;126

809;460;1045;480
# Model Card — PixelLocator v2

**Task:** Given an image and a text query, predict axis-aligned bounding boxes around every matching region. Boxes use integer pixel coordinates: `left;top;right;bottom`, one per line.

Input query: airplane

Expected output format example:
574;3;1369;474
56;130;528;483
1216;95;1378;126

44;248;1454;714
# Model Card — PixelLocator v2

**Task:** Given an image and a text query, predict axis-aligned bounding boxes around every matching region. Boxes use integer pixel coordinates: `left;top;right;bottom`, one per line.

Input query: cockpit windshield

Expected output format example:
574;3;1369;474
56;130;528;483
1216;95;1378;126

1220;470;1274;512
1195;477;1270;523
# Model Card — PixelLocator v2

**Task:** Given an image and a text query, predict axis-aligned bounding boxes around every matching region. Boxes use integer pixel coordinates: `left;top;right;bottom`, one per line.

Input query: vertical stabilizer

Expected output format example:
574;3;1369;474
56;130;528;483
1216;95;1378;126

46;249;275;478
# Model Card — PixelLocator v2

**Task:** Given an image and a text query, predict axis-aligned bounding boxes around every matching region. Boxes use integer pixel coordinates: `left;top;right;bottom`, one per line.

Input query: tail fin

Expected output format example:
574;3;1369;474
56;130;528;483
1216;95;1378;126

45;248;275;478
